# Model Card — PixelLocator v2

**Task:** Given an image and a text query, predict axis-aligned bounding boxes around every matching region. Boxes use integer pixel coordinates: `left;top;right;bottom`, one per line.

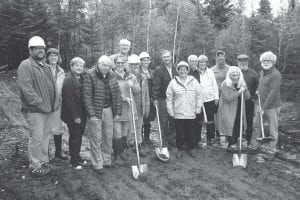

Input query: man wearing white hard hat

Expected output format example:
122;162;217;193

18;36;61;176
139;52;156;146
82;55;122;173
109;39;131;70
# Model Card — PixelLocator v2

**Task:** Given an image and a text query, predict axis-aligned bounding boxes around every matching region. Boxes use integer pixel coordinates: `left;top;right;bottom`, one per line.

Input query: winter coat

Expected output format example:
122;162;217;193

242;68;259;100
258;67;281;109
141;68;156;121
18;57;60;113
198;68;219;102
53;65;65;98
152;63;178;100
112;70;140;121
218;81;251;136
82;67;122;119
166;75;203;119
61;72;87;125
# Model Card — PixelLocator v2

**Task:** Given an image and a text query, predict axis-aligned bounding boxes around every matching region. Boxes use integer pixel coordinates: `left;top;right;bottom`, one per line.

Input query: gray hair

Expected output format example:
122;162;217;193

188;55;198;62
70;57;85;67
260;51;277;63
98;55;113;67
119;39;131;46
161;50;172;57
198;55;209;62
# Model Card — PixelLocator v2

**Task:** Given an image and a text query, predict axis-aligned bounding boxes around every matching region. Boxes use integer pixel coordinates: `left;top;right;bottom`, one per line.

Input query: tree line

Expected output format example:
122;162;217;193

0;0;299;74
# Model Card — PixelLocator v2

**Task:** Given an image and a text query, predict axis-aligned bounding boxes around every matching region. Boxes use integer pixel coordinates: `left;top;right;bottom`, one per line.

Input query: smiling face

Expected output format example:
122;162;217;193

115;61;125;73
98;63;111;75
71;61;84;75
229;71;240;84
47;53;59;65
237;59;248;71
188;58;198;71
130;63;140;75
216;55;226;67
119;43;130;54
141;58;150;68
162;51;172;65
177;66;189;77
30;46;45;61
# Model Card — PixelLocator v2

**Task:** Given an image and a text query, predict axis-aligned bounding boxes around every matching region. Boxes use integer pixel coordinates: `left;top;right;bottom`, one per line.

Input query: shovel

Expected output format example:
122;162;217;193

256;93;272;143
129;87;148;180
154;104;170;162
233;92;247;168
200;104;214;125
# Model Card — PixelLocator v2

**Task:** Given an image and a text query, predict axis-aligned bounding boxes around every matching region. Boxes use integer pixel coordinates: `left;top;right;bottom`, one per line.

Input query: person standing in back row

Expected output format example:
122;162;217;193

236;54;259;146
152;50;178;147
211;51;230;142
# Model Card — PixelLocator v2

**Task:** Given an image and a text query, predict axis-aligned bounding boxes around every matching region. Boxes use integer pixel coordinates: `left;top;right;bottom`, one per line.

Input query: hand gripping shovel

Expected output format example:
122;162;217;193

200;104;214;125
129;88;148;180
233;92;247;168
154;104;170;162
256;93;272;143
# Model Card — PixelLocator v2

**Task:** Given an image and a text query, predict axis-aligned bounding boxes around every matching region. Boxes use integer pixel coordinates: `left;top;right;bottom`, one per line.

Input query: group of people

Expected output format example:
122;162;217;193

17;35;281;176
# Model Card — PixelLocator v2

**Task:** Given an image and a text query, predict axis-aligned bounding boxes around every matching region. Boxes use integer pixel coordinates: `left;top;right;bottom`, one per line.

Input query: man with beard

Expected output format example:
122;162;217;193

211;51;230;142
152;50;178;147
236;54;259;146
18;36;60;176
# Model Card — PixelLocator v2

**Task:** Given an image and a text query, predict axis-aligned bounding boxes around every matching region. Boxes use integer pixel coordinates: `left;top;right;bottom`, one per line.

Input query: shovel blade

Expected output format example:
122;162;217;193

240;154;248;168
232;153;240;167
132;165;140;180
155;147;170;162
140;164;148;174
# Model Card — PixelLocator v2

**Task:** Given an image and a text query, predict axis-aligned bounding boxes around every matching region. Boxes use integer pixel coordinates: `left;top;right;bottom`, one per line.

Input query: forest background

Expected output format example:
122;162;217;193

0;0;299;75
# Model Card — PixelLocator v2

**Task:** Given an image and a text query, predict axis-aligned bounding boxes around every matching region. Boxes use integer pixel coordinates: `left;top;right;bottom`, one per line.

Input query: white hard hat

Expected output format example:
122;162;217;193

139;52;151;60
28;36;46;48
128;54;140;64
176;61;189;71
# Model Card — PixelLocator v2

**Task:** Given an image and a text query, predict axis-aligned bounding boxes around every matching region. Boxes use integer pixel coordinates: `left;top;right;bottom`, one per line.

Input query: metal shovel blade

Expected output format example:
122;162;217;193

131;164;148;180
155;147;170;162
256;137;272;143
232;153;248;168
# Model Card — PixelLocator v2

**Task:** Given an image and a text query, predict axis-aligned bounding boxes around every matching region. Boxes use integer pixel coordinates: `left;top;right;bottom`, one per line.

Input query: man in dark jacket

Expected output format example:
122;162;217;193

83;55;122;173
18;36;60;176
61;57;87;170
237;54;259;145
152;50;178;147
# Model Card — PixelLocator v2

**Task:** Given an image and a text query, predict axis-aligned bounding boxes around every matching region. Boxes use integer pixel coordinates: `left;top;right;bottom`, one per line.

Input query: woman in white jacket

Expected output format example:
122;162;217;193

166;61;203;158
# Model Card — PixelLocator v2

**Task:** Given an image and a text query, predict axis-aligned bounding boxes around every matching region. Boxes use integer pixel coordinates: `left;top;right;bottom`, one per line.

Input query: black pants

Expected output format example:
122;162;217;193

245;99;255;143
229;96;241;146
67;122;86;164
175;119;195;150
195;100;216;142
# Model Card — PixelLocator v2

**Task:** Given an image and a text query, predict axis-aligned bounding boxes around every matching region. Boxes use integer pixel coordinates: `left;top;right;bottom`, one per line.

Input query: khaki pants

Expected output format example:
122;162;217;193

87;107;113;169
25;112;55;169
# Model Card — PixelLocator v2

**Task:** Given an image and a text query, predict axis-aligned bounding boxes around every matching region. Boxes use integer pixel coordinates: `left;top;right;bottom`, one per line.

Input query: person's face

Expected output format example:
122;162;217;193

261;59;274;70
30;46;45;61
162;52;172;65
47;53;59;65
141;58;150;68
198;60;207;71
115;61;125;72
216;55;226;66
229;71;240;84
71;62;84;75
188;58;198;71
98;62;111;75
237;60;248;71
178;66;188;77
119;43;130;54
130;63;140;75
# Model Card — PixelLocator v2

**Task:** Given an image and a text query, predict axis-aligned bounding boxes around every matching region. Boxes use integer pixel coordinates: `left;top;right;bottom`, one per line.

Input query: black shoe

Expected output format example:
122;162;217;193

55;153;68;160
93;168;105;175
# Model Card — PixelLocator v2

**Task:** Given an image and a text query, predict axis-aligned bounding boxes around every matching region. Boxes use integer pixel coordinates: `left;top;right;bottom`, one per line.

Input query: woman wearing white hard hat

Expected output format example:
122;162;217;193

139;52;156;146
166;61;203;159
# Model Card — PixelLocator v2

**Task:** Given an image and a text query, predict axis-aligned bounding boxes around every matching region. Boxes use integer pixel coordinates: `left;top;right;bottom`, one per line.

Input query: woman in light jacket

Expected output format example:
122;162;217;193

46;48;67;160
166;61;203;158
218;66;250;151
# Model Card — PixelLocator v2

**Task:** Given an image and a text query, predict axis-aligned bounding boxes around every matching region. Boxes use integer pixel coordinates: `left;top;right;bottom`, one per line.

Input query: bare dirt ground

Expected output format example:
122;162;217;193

0;71;299;200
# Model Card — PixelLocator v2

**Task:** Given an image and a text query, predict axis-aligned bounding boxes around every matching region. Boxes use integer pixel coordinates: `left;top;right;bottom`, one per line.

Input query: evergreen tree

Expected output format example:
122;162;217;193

258;0;272;18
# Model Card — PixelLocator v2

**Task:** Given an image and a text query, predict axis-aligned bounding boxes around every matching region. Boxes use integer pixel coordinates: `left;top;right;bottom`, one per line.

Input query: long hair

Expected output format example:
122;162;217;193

225;66;245;88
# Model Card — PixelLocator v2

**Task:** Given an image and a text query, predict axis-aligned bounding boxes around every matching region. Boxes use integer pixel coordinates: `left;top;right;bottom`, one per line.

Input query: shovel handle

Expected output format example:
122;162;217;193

155;104;163;148
129;87;141;169
202;104;208;123
239;91;244;151
257;93;265;138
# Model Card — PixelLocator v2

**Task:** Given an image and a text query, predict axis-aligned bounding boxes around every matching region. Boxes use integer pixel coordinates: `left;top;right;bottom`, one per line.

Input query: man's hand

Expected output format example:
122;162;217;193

153;100;158;107
74;118;81;124
114;115;121;120
214;99;219;105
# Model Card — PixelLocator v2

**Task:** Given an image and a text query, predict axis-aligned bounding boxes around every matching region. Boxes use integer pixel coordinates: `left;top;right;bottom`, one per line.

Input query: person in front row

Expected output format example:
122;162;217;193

61;57;87;170
166;61;203;158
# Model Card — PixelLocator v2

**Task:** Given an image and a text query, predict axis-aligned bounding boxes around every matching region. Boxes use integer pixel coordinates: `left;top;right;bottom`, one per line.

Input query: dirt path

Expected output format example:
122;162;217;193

0;74;299;200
